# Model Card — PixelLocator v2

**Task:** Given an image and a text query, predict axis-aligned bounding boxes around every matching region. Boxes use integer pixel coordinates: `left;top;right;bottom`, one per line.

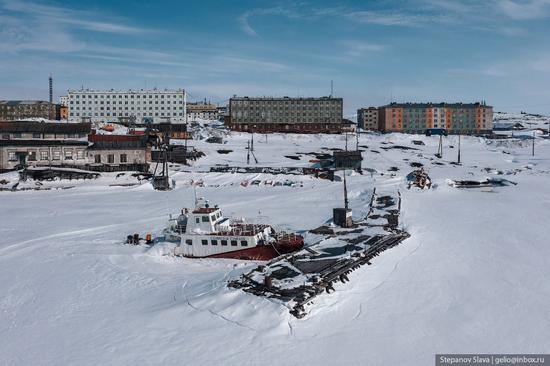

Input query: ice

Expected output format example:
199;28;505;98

1;113;550;365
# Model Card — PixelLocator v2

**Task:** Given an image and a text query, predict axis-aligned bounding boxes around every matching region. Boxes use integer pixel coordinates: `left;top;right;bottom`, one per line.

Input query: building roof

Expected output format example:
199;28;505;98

0;139;88;147
67;88;184;94
0;100;53;106
88;134;144;142
380;102;492;109
0;122;92;134
230;96;343;102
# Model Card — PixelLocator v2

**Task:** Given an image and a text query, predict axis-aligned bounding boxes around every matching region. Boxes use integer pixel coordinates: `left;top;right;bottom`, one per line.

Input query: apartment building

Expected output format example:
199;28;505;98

67;88;186;124
228;96;343;133
0;100;57;121
187;102;218;121
357;107;379;130
378;102;493;134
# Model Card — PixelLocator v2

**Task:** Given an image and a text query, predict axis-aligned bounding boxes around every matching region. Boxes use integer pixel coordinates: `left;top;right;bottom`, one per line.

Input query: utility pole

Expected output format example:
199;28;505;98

457;134;461;164
356;128;359;151
251;131;254;152
532;131;535;156
343;170;349;211
345;132;348;151
247;140;250;165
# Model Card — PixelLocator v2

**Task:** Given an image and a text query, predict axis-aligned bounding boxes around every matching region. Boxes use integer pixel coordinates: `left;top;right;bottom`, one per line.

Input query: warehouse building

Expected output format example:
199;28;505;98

0;122;91;171
228;96;343;133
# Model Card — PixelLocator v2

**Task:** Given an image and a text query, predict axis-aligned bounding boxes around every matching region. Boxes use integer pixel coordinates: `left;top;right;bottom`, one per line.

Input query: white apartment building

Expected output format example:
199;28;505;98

67;88;187;123
431;106;446;129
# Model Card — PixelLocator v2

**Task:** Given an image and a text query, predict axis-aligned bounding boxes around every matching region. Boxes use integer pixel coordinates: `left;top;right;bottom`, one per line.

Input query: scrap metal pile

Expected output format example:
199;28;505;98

228;189;410;318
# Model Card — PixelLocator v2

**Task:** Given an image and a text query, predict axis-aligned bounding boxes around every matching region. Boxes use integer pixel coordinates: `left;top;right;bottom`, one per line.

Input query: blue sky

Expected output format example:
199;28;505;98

1;0;550;115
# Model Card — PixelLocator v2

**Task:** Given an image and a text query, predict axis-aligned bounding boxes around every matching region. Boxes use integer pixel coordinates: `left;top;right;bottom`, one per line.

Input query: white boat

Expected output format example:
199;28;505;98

163;199;303;260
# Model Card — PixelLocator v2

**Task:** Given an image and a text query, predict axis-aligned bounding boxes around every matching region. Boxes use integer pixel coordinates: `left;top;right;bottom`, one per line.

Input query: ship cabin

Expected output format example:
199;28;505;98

187;207;231;234
172;205;276;258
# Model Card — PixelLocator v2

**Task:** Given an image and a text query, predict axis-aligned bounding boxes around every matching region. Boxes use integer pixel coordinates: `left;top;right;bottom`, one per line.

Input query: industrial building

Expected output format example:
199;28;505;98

0;122;91;171
66;88;186;124
87;134;150;172
378;102;493;134
357;107;379;130
228;96;343;133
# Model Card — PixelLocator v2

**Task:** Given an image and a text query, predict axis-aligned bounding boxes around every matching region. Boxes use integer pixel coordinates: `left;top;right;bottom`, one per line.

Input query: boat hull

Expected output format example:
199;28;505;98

180;237;304;261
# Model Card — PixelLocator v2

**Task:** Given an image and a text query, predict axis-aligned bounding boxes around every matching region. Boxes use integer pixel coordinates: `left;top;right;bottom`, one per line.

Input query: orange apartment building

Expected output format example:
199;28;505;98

378;102;493;134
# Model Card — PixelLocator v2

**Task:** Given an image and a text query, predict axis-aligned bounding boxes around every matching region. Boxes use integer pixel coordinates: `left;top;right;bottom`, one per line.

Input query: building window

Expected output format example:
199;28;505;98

107;154;115;164
201;239;208;245
13;133;22;138
76;150;85;160
211;239;218;246
94;154;101;163
8;152;17;161
27;151;37;161
52;150;61;160
40;151;49;160
2;134;9;140
185;239;192;245
201;216;209;222
64;150;73;160
32;133;41;139
230;240;238;246
120;154;127;163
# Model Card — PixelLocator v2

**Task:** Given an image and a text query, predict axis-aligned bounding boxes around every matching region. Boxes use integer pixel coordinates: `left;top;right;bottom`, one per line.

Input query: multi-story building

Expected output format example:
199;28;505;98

378;102;493;134
0;100;57;121
0;121;91;171
357;107;379;130
67;88;186;124
187;102;218;121
228;96;343;133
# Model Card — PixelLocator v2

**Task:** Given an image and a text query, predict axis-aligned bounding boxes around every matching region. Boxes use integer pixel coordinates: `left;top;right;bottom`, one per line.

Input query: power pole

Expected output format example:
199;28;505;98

345;132;348;151
457;134;461;164
343;170;349;211
247;140;250;165
532;131;535;156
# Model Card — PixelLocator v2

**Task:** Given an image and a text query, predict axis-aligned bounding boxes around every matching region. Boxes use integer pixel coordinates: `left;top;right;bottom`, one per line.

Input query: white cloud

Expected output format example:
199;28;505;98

497;0;550;20
238;7;300;37
1;0;147;34
339;40;386;57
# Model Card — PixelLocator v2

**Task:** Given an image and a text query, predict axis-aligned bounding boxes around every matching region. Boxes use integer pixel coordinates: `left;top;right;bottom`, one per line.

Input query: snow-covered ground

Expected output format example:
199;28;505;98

2;116;550;365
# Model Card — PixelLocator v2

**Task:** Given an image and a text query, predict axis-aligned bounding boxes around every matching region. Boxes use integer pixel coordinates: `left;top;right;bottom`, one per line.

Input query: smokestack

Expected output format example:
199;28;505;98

49;74;53;103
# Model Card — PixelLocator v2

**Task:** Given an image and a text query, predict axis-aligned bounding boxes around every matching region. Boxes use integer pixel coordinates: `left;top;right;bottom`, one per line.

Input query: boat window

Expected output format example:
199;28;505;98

211;239;218;246
202;216;209;222
221;240;228;246
195;218;200;223
201;239;208;245
241;240;248;247
185;239;192;245
230;240;238;246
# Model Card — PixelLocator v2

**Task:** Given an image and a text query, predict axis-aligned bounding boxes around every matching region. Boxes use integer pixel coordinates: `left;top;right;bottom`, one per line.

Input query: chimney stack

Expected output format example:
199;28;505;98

49;74;53;104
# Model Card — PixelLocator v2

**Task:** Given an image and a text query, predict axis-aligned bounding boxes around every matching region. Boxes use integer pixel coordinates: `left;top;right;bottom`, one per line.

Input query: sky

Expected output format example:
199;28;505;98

1;0;550;116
